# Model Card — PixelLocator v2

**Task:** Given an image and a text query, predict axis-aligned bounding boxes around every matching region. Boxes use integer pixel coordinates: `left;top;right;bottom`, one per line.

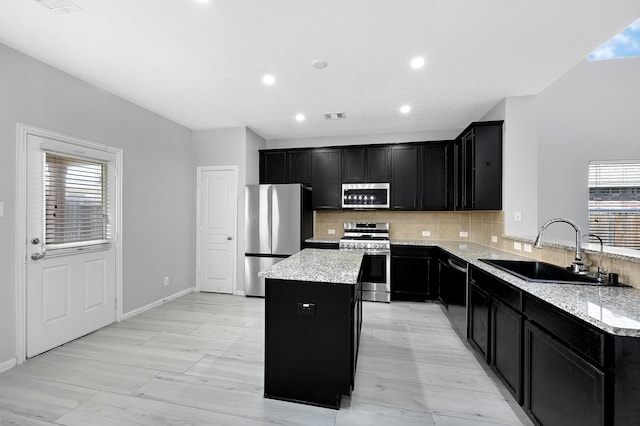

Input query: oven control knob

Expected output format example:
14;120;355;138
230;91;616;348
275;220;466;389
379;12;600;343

357;242;364;249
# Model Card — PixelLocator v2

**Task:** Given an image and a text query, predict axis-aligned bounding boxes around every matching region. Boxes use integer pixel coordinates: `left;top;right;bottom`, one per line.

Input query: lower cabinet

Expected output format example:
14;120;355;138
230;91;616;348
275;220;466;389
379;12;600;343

492;299;523;403
469;282;491;361
466;264;640;425
524;321;604;426
390;246;436;301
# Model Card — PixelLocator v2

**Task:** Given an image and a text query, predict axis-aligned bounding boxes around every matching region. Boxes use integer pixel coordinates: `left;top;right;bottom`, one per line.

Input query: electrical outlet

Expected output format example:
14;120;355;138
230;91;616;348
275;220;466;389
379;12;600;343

163;276;169;287
514;211;522;222
459;231;469;238
514;242;522;251
0;202;3;217
524;244;532;253
492;235;498;243
328;229;335;235
422;230;431;237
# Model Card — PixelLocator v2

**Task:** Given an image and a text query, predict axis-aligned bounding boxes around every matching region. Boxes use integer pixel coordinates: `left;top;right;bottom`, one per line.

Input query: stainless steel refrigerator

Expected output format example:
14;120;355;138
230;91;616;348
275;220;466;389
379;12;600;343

244;184;313;297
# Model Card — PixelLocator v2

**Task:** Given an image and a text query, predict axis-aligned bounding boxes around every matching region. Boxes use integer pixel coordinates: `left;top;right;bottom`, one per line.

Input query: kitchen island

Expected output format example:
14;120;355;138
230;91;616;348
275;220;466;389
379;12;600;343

259;249;364;409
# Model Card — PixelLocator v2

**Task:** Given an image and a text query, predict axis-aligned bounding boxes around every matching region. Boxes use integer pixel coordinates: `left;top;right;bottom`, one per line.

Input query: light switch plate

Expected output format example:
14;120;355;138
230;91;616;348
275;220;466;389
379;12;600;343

328;229;335;235
491;235;498;243
422;230;431;237
459;231;469;238
514;211;522;222
524;244;532;253
514;242;522;251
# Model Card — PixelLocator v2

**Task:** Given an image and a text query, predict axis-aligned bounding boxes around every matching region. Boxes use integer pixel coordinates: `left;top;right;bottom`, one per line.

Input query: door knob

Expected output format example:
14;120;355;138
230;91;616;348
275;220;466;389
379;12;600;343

31;237;40;245
227;236;233;241
31;252;45;260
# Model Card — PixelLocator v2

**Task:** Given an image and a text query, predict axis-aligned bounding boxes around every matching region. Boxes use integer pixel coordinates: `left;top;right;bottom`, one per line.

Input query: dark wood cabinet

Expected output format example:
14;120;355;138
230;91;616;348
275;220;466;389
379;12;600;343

343;145;391;183
264;277;362;408
455;121;502;210
390;144;420;209
259;149;311;186
492;299;523;403
260;150;287;184
390;245;437;301
524;321;604;426
366;145;391;182
469;281;491;361
421;142;453;210
287;150;312;186
437;252;467;337
312;148;342;209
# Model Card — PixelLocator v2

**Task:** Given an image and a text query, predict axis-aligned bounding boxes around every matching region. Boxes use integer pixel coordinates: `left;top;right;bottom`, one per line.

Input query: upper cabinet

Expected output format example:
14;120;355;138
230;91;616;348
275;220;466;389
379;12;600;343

455;121;503;211
343;145;391;183
258;120;502;211
312;148;343;210
259;149;312;186
390;144;421;210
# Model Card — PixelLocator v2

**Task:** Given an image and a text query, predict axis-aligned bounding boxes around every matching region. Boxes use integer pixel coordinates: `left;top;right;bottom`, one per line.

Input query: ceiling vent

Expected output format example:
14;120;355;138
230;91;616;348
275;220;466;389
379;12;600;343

324;112;347;120
36;0;82;14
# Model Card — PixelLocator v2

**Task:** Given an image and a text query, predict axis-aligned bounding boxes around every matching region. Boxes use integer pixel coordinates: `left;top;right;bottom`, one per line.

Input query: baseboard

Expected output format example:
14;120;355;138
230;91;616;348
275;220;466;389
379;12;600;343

122;287;194;321
0;357;17;373
235;290;246;296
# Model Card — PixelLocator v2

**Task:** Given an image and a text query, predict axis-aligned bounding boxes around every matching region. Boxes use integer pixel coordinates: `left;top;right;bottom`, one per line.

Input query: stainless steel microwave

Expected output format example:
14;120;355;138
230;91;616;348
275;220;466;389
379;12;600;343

342;183;390;209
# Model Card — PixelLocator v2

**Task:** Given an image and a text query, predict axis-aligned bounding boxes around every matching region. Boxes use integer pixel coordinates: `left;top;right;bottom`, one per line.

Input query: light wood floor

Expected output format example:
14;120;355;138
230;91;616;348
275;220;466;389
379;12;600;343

0;292;532;425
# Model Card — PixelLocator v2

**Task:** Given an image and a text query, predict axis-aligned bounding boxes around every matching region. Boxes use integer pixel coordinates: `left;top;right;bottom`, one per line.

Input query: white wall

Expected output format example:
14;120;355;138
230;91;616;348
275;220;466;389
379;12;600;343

192;127;266;294
536;57;640;242
0;42;194;366
267;128;461;149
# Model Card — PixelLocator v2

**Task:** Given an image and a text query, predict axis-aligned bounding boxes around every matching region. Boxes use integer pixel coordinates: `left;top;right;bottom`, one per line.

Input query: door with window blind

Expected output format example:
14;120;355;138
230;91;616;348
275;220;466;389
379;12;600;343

26;133;117;358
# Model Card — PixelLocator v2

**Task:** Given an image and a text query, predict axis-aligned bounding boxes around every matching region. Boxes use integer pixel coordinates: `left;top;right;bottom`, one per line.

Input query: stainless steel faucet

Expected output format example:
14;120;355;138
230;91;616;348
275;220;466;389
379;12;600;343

534;217;585;274
582;233;608;282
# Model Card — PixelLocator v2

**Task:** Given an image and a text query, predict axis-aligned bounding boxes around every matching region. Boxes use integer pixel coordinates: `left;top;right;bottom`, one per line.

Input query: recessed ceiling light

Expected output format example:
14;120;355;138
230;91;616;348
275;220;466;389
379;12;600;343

400;105;411;114
410;57;425;69
262;75;275;85
295;114;306;122
311;60;328;70
195;0;209;3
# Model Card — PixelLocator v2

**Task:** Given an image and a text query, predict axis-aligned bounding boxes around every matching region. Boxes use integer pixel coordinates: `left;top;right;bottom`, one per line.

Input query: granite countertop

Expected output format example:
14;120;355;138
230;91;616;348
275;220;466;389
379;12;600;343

394;239;640;337
259;249;363;285
305;237;640;336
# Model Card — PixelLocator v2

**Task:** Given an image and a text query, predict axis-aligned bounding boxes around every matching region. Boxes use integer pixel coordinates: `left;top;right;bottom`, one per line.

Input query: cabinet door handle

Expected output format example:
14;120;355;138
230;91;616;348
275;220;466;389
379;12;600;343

448;258;467;273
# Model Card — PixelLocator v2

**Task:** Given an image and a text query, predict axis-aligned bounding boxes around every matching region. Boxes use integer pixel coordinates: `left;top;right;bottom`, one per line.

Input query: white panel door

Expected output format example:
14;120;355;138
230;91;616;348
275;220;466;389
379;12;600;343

26;134;117;358
197;167;237;293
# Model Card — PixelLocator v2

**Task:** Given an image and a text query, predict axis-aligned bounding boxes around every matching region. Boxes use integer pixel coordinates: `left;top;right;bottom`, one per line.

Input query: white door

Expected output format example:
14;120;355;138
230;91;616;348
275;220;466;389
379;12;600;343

197;167;237;293
25;133;117;358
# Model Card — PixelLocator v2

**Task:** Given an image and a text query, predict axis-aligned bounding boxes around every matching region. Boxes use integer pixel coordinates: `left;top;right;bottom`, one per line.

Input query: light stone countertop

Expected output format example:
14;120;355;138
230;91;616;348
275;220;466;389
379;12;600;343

305;237;640;336
259;248;363;285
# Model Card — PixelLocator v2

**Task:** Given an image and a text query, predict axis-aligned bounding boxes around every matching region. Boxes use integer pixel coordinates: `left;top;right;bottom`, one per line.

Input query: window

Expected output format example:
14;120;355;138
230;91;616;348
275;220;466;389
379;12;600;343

588;161;640;249
44;152;111;249
588;18;640;61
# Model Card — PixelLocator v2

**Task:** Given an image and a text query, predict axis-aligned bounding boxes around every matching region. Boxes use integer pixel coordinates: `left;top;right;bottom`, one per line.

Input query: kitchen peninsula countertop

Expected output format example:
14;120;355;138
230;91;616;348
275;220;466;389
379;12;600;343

259;248;363;285
305;237;640;337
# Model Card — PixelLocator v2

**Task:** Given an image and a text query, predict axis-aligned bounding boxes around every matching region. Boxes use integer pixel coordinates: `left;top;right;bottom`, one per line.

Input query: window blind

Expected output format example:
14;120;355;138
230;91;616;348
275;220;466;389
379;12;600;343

44;152;111;247
588;161;640;249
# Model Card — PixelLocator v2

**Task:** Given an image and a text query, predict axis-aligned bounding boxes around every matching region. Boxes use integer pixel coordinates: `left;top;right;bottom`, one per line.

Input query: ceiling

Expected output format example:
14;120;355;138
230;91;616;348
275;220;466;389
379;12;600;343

1;1;639;140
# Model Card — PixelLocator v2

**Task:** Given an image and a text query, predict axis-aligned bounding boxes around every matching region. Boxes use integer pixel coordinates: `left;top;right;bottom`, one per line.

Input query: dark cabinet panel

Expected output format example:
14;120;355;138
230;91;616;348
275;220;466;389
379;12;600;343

265;278;361;408
260;150;287;184
312;148;342;210
366;145;391;182
492;299;523;403
455;121;502;210
421;142;453;210
524;321;605;426
469;282;491;361
342;147;366;183
287;150;312;186
303;241;339;250
390;245;436;301
390;145;420;209
438;253;467;337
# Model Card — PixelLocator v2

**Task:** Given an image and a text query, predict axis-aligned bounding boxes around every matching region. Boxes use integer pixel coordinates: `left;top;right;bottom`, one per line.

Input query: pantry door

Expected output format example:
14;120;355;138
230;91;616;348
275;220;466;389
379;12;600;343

24;129;120;358
196;166;237;294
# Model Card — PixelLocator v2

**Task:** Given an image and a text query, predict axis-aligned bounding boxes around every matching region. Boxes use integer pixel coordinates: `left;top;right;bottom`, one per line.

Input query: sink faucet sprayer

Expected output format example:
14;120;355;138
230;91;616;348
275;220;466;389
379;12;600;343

582;233;608;282
534;217;585;274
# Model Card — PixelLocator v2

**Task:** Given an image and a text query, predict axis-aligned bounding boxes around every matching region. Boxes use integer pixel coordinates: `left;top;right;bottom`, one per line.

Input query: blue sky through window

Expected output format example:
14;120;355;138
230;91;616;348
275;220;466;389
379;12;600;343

589;18;640;60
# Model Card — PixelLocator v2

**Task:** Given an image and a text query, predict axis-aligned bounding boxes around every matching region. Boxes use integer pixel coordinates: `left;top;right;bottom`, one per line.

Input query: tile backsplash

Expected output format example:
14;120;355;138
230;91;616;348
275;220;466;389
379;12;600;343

314;210;640;288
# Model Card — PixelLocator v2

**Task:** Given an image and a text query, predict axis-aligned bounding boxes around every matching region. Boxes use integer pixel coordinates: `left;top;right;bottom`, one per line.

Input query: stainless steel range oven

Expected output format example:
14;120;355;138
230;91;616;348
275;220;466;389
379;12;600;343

339;222;390;303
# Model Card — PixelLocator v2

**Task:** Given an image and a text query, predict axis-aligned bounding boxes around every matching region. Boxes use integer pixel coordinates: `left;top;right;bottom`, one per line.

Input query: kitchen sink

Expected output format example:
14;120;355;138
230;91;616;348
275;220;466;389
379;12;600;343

479;259;605;285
